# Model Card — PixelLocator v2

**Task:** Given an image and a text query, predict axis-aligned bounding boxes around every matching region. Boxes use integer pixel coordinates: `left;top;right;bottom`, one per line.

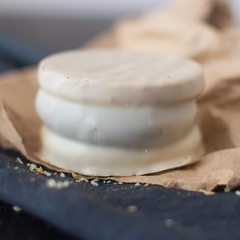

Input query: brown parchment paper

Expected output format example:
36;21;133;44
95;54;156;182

1;0;240;192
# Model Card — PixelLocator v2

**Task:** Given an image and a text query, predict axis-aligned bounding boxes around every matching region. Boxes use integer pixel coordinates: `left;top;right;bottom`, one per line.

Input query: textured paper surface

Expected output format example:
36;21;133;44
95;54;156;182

1;0;240;191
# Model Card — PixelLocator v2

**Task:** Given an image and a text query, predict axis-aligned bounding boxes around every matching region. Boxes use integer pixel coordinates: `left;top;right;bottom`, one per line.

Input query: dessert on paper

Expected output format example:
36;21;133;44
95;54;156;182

1;0;240;191
36;49;204;176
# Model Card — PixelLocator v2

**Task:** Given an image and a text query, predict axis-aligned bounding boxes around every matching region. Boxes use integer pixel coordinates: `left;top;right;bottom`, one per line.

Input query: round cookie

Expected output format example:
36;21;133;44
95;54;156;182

36;49;205;176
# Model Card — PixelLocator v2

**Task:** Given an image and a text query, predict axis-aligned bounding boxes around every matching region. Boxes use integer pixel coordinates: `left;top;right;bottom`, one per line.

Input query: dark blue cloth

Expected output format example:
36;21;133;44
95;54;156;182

0;31;240;240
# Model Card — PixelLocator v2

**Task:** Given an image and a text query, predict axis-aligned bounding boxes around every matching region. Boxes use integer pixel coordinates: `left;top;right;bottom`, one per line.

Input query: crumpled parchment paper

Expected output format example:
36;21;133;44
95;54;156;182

1;0;240;192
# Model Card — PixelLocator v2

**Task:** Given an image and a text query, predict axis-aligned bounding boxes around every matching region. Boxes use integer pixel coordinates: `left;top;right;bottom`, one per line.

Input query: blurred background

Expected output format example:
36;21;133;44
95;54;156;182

0;0;240;70
0;0;171;53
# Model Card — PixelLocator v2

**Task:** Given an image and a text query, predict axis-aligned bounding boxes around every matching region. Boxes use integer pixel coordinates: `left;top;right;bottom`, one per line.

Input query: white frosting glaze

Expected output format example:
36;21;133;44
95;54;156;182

35;50;205;176
36;89;196;148
38;50;204;106
38;125;204;176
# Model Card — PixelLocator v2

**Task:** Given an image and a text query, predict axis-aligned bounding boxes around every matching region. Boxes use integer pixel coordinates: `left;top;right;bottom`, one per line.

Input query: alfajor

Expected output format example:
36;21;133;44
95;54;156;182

35;50;205;176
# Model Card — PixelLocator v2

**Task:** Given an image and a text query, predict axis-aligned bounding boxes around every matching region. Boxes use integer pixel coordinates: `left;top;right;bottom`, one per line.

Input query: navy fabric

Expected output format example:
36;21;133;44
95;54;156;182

0;31;240;240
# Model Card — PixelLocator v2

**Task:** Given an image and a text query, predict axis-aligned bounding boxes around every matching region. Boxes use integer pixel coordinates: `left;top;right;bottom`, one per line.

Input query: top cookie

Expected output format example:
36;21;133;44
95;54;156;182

38;50;204;106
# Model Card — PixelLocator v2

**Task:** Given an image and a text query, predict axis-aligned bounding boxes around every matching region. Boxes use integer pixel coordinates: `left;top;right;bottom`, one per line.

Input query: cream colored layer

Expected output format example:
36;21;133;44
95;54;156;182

37;125;204;176
36;89;197;148
38;50;204;106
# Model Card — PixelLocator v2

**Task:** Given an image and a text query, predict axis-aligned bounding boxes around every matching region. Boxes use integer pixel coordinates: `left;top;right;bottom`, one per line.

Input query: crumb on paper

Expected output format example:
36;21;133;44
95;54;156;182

46;179;70;189
235;190;240;196
43;170;52;177
13;206;22;212
135;183;140;186
164;219;175;227
60;173;65;178
126;205;138;213
91;179;99;187
72;172;81;180
199;189;216;195
16;157;23;164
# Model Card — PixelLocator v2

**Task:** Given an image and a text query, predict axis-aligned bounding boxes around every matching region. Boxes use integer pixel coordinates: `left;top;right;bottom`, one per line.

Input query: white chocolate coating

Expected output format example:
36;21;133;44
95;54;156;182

36;50;205;176
38;50;204;106
36;89;196;148
38;125;204;176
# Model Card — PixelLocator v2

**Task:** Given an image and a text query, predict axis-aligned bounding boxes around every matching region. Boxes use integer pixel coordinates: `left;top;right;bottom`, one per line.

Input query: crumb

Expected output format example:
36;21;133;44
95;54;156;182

67;76;70;79
60;173;65;178
199;189;215;195
103;180;106;183
80;177;89;183
72;172;81;180
143;183;148;187
53;172;57;176
224;186;230;193
235;190;240;196
118;181;123;185
43;171;52;177
62;181;70;188
91;179;99;187
14;167;19;170
106;180;111;183
16;157;23;164
37;166;43;174
13;206;22;212
164;219;174;227
29;163;37;172
47;179;56;188
76;178;89;183
126;205;138;213
46;179;70;189
27;163;31;167
135;183;140;186
114;183;117;185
